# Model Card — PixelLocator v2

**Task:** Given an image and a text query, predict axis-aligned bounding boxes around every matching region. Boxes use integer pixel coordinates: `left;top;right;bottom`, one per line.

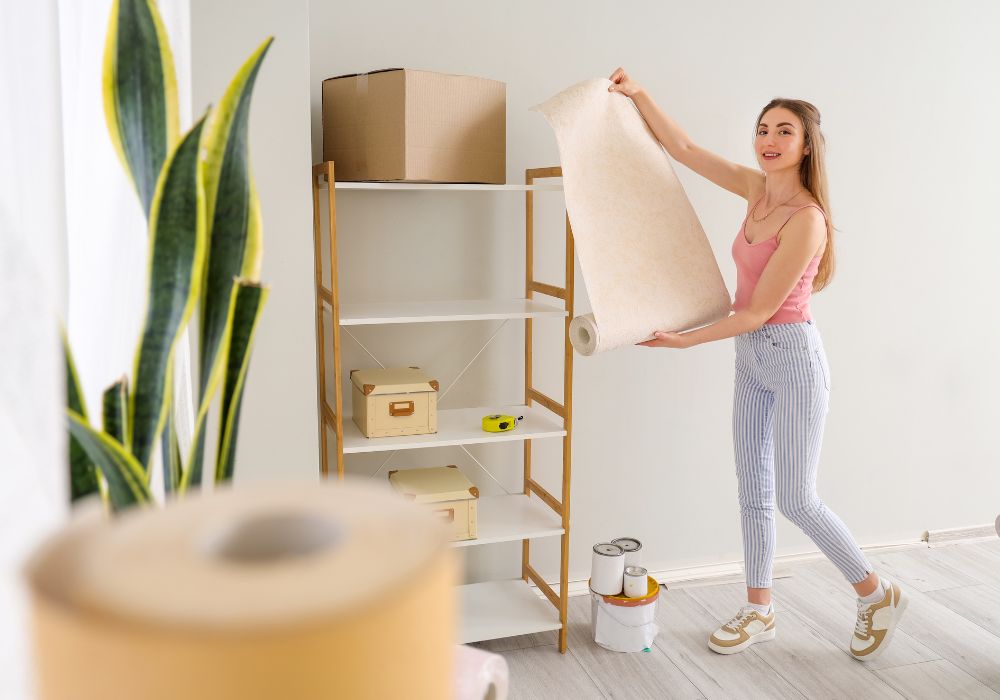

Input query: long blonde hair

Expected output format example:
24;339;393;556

754;98;836;291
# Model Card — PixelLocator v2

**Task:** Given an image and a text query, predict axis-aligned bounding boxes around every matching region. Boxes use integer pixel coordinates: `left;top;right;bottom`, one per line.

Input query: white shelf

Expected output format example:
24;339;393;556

313;162;571;648
327;181;562;191
339;298;567;326
453;494;563;548
457;580;562;644
342;405;565;454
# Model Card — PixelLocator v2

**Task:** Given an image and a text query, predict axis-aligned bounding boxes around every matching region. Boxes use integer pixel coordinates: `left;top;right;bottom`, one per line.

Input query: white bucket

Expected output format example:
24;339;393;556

589;575;660;653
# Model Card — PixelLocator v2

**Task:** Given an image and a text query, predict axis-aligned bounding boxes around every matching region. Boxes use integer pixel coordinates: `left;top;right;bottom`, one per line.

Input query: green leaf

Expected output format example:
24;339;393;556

197;37;272;402
215;281;268;483
102;0;179;217
128;115;207;471
161;408;182;496
67;411;151;512
181;283;239;493
63;334;100;502
102;377;128;445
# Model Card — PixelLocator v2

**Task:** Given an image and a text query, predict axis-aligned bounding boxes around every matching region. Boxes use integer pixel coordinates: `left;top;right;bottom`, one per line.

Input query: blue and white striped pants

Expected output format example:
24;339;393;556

733;320;873;588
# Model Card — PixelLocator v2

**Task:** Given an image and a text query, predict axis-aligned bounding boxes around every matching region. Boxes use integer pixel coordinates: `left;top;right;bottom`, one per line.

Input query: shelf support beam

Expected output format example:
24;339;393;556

311;161;345;478
524;165;574;653
528;281;566;300
525;478;563;516
524;563;560;610
527;388;565;419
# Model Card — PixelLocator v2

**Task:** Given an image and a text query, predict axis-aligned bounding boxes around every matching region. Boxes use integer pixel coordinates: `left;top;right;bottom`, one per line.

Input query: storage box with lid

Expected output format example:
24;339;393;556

350;366;438;438
388;465;479;541
321;68;506;184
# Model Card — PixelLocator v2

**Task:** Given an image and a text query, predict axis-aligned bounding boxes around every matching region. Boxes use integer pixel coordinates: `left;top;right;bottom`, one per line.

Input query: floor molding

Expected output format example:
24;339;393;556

522;527;1000;599
923;522;998;545
536;536;931;599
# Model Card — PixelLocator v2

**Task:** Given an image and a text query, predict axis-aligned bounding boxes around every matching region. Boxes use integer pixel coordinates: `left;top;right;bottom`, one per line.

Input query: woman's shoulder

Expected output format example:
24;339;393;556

792;198;828;222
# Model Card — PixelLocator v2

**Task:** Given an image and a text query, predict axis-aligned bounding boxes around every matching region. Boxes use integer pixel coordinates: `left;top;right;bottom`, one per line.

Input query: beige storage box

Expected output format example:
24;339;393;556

350;366;439;438
321;68;506;184
388;465;479;542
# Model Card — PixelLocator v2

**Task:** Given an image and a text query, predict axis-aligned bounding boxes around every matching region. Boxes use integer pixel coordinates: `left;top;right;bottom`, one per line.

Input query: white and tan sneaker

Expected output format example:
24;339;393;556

850;578;908;661
708;605;776;654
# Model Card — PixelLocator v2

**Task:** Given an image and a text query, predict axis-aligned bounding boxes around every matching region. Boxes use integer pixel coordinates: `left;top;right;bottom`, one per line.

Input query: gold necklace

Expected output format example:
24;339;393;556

751;188;806;222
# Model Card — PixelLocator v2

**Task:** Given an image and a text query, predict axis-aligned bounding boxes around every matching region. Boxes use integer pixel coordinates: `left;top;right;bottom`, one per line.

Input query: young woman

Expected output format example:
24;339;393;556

608;67;908;661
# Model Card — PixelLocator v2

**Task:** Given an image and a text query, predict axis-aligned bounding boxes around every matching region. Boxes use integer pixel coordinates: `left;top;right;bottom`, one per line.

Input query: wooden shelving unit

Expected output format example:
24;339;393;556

309;162;575;652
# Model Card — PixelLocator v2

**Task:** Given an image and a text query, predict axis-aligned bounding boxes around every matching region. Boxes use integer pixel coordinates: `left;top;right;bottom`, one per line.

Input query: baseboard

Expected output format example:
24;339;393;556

532;536;929;599
923;522;999;546
524;525;1000;600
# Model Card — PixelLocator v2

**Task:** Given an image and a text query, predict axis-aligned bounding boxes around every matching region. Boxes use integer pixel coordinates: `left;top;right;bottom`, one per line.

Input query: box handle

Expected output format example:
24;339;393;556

433;508;455;523
389;401;415;417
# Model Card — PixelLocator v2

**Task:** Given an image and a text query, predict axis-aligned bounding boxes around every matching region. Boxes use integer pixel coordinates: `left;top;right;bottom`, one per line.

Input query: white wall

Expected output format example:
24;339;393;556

301;0;1000;587
191;0;318;483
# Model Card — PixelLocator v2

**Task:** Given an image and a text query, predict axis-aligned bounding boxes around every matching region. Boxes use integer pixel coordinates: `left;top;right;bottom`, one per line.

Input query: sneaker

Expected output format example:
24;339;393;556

850;579;908;661
708;605;776;654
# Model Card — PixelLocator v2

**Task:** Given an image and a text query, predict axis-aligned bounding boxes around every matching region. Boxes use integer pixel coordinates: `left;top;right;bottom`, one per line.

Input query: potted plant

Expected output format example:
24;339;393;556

65;0;273;512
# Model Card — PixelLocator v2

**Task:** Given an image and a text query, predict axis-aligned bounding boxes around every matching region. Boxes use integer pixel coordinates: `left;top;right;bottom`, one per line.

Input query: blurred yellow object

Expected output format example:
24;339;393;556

24;480;457;700
481;413;523;432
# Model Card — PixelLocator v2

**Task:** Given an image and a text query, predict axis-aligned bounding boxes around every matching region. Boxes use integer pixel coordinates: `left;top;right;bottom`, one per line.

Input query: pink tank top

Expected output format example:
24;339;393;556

731;198;827;325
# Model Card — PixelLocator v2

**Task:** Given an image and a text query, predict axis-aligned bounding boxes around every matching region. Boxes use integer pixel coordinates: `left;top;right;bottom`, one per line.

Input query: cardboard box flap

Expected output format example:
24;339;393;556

350;367;438;395
388;466;479;504
323;67;404;82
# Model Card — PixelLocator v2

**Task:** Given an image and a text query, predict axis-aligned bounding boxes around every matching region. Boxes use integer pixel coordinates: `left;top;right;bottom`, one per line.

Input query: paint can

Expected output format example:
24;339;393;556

623;566;648;598
590;575;661;653
590;543;625;596
611;537;642;568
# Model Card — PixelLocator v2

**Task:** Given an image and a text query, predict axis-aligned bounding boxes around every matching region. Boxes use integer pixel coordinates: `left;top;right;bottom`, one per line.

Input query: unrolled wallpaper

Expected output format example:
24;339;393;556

530;78;732;356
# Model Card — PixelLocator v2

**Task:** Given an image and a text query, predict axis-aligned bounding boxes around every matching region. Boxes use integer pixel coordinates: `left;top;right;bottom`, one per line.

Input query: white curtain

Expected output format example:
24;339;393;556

0;1;191;695
0;3;69;695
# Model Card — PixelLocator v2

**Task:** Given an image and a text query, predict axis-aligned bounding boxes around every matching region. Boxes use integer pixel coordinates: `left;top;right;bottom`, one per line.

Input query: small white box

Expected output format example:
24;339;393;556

350;366;438;438
388;466;479;542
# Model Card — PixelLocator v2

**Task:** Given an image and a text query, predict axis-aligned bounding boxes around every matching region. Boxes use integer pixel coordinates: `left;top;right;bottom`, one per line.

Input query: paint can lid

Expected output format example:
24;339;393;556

611;537;642;552
624;566;648;577
593;543;624;557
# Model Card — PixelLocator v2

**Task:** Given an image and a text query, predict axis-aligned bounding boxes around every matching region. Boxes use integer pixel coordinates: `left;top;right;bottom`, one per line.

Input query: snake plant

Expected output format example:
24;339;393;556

65;0;272;512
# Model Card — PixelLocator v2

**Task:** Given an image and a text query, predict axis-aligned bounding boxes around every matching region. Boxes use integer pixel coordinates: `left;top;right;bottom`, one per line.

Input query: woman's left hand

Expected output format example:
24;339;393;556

636;331;692;349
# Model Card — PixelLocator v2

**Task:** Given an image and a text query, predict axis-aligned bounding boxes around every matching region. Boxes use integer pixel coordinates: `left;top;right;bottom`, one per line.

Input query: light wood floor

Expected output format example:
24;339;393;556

473;538;1000;699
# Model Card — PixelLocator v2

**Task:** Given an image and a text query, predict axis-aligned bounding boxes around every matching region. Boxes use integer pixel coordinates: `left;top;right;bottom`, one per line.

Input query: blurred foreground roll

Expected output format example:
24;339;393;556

25;479;457;700
531;78;732;356
455;644;509;700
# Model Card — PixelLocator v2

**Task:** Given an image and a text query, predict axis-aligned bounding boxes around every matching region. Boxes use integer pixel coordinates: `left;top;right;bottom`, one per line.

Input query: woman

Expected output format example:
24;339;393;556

609;67;908;661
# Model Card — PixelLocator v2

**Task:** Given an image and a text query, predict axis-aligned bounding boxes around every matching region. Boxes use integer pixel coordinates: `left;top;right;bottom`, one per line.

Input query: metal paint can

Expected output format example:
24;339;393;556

623;566;648;598
611;537;642;568
590;543;625;595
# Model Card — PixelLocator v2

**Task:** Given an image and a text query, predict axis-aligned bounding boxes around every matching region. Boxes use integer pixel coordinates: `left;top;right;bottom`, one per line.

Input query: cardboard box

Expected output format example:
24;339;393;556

322;68;506;183
388;465;479;541
350;366;438;438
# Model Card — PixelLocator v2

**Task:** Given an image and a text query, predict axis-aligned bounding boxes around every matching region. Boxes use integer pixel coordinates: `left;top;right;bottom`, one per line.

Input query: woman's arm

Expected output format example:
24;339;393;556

607;66;761;199
629;88;760;200
640;208;826;348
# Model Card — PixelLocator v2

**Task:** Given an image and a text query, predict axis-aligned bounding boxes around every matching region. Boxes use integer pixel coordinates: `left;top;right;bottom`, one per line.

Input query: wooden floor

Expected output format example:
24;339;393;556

473;538;1000;699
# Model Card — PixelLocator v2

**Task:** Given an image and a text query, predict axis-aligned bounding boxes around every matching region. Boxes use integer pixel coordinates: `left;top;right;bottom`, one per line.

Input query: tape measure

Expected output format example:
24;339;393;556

481;414;524;432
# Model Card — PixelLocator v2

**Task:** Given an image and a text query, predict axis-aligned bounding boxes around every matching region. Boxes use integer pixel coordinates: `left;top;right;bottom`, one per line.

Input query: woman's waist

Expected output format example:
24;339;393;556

738;319;822;348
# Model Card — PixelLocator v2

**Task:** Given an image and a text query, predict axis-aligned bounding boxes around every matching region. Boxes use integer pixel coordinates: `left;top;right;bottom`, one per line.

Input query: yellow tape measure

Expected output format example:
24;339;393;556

481;414;524;432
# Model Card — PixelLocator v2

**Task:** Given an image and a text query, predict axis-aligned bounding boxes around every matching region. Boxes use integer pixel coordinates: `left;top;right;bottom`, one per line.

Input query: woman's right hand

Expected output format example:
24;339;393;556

608;67;643;98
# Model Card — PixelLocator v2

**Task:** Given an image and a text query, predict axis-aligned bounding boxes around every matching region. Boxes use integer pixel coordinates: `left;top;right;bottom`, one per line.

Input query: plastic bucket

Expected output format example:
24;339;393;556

589;575;660;652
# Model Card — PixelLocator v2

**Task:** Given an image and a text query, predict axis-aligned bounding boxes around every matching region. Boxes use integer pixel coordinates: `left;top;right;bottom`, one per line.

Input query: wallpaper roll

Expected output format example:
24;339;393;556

455;644;509;700
25;480;457;700
531;78;732;356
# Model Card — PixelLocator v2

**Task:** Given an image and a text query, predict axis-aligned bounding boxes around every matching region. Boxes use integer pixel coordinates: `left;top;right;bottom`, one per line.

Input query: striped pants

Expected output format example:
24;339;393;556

733;320;873;588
